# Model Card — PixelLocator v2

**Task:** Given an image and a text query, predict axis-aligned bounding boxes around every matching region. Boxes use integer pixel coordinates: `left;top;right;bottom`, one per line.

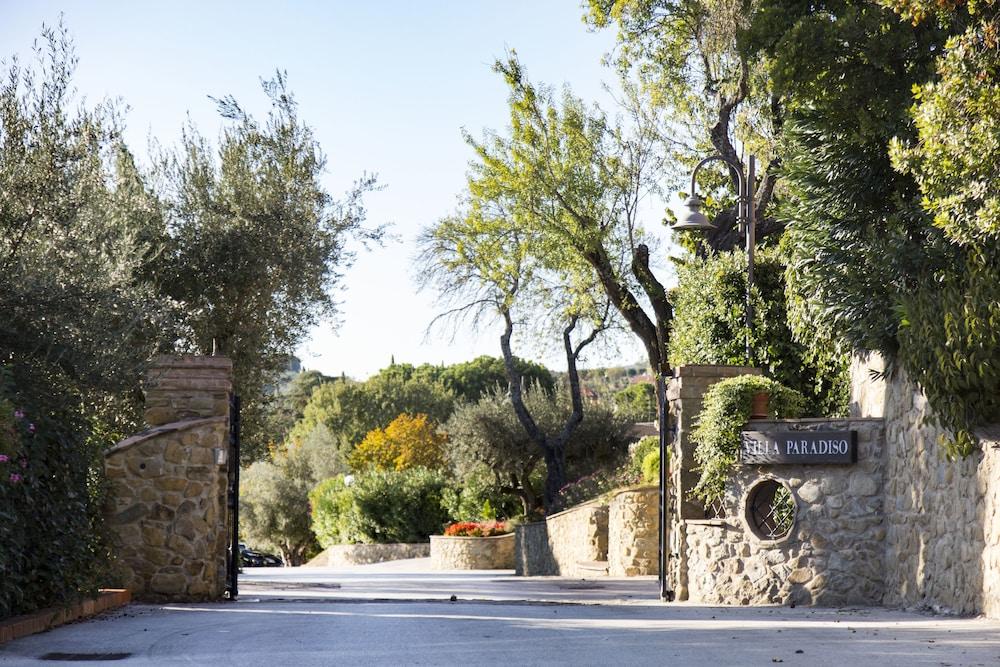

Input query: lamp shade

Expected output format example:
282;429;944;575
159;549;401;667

672;195;715;231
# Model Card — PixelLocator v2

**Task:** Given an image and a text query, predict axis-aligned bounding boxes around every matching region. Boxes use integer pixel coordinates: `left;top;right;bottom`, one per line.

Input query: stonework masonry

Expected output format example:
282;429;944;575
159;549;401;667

430;534;515;570
854;354;1000;616
515;500;609;576
104;356;232;601
608;486;659;576
684;418;885;606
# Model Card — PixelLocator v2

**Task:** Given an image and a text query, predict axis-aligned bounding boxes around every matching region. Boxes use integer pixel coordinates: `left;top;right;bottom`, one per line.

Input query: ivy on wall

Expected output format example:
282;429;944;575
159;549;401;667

691;375;806;504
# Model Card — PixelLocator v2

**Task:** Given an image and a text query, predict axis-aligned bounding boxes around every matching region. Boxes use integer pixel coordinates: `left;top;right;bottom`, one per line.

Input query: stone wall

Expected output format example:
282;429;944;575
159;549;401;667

854;354;1000;616
305;543;430;567
430;534;515;570
104;356;232;601
684;418;885;606
514;500;609;577
667;365;760;599
608;486;659;576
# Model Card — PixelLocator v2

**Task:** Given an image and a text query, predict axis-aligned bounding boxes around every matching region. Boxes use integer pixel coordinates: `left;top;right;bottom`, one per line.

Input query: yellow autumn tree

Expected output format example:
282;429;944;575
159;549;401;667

349;413;447;471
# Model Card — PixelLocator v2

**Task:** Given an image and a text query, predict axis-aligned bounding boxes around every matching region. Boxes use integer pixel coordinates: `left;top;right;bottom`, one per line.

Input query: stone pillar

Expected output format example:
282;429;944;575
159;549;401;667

667;364;759;600
104;355;233;601
144;355;233;426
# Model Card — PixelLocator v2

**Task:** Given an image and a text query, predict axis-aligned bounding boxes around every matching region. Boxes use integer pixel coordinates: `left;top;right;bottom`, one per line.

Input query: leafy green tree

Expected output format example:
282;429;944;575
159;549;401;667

289;372;454;463
437;355;554;402
669;248;849;415
613;383;657;422
157;73;383;462
443;387;631;515
240;453;317;566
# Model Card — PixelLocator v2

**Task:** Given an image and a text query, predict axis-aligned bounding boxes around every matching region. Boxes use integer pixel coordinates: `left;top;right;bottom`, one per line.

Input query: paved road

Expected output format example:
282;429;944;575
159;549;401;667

3;560;1000;666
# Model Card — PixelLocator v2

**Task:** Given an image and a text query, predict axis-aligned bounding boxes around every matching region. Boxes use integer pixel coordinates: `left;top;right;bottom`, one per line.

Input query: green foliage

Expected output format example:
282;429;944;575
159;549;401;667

240;450;318;565
440;465;521;522
641;450;661;485
310;468;454;545
308;476;353;549
629;436;660;480
444;387;631;515
290;373;454;464
613;383;657;422
435;356;554;403
669;248;850;416
0;398;111;618
158;73;382;463
691;375;806;504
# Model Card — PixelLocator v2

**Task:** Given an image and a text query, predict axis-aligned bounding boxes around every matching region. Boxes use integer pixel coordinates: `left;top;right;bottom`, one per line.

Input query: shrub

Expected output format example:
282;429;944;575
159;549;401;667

308;476;354;549
440;464;521;522
0;400;109;618
442;520;512;537
669;248;849;417
240;454;319;566
691;375;806;504
348;413;447;472
641;450;660;484
613;383;657;422
628;436;659;480
310;468;455;545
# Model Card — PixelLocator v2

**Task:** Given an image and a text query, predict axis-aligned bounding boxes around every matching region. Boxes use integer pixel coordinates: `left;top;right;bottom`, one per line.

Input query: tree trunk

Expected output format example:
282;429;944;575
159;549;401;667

542;444;567;511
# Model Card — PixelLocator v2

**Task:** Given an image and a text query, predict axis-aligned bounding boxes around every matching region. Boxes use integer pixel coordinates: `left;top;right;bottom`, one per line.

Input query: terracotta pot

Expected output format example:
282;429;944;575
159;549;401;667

750;391;770;419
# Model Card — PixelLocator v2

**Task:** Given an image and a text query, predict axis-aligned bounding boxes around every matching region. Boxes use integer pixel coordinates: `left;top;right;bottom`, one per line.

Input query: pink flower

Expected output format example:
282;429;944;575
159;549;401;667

0;455;7;463
27;423;36;434
9;473;21;483
13;409;24;419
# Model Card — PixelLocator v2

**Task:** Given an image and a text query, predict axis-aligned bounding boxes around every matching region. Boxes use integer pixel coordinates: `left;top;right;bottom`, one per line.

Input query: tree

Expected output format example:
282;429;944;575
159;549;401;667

669;248;849;415
348;413;448;472
444;387;631;515
288;372;454;463
585;0;785;252
420;166;614;509
613;383;657;422
157;72;383;462
436;355;554;402
240;454;317;566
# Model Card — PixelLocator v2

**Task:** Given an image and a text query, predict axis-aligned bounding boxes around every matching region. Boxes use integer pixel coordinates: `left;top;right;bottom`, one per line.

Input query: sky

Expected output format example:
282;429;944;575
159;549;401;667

1;1;676;380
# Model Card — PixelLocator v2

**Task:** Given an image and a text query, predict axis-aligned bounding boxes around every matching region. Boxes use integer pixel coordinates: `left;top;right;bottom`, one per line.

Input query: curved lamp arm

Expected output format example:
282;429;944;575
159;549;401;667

688;154;746;203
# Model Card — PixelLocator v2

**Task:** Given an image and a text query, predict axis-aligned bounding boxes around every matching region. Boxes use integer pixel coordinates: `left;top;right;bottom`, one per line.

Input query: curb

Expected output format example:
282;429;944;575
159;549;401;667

0;589;131;644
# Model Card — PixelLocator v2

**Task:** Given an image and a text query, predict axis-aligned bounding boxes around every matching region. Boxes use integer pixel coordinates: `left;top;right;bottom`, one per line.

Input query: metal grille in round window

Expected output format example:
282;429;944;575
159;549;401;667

745;480;795;540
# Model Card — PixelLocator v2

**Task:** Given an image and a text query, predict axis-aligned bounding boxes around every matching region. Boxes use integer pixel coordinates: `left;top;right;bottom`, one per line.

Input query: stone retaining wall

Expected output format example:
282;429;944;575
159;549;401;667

430;534;515;570
854;354;1000;616
305;543;430;567
684;419;885;606
515;500;609;576
608;486;659;576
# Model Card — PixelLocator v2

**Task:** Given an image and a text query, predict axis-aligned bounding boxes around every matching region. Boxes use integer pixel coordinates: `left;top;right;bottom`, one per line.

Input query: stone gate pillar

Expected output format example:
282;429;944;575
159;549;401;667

667;364;759;600
104;355;233;601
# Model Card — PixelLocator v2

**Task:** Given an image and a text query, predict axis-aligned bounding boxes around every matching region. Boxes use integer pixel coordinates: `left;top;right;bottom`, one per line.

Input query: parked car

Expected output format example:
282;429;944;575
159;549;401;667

239;542;283;567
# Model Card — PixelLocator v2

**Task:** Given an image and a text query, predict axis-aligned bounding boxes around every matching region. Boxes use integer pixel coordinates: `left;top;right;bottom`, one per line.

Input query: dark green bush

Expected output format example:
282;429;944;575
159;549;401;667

311;468;451;544
613;383;657;422
669;248;849;417
0;395;110;619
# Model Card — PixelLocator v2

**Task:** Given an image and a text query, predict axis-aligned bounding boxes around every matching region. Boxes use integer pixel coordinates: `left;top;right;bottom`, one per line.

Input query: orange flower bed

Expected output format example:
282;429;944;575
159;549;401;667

443;520;511;537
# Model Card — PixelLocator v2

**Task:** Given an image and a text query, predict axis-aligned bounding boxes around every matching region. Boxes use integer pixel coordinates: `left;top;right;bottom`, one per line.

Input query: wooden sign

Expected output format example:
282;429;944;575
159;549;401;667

740;430;857;465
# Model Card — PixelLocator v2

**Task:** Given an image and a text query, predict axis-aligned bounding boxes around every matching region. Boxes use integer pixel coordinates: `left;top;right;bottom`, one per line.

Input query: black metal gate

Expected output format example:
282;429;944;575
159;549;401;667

225;394;241;599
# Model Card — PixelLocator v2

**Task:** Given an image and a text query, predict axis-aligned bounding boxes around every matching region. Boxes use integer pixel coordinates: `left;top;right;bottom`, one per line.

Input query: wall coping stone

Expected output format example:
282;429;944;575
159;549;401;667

672;365;760;378
545;497;608;521
105;416;227;458
609;485;659;501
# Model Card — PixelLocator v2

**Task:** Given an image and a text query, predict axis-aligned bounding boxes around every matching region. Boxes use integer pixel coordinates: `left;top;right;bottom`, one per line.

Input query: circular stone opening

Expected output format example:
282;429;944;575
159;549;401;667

744;479;795;541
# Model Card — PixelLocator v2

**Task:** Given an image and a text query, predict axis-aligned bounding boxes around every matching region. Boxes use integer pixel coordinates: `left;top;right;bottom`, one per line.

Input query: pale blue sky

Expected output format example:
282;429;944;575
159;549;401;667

1;1;672;379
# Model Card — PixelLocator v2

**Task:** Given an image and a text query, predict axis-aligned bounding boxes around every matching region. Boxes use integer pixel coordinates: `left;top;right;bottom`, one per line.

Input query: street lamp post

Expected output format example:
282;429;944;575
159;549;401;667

674;154;757;363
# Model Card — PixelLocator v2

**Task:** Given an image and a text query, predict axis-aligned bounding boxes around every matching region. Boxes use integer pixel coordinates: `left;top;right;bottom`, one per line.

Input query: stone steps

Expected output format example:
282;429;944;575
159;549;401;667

576;560;609;576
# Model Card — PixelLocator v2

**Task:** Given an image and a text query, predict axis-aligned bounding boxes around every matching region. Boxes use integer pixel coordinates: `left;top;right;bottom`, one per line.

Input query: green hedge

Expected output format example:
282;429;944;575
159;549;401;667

0;396;109;619
310;468;451;545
